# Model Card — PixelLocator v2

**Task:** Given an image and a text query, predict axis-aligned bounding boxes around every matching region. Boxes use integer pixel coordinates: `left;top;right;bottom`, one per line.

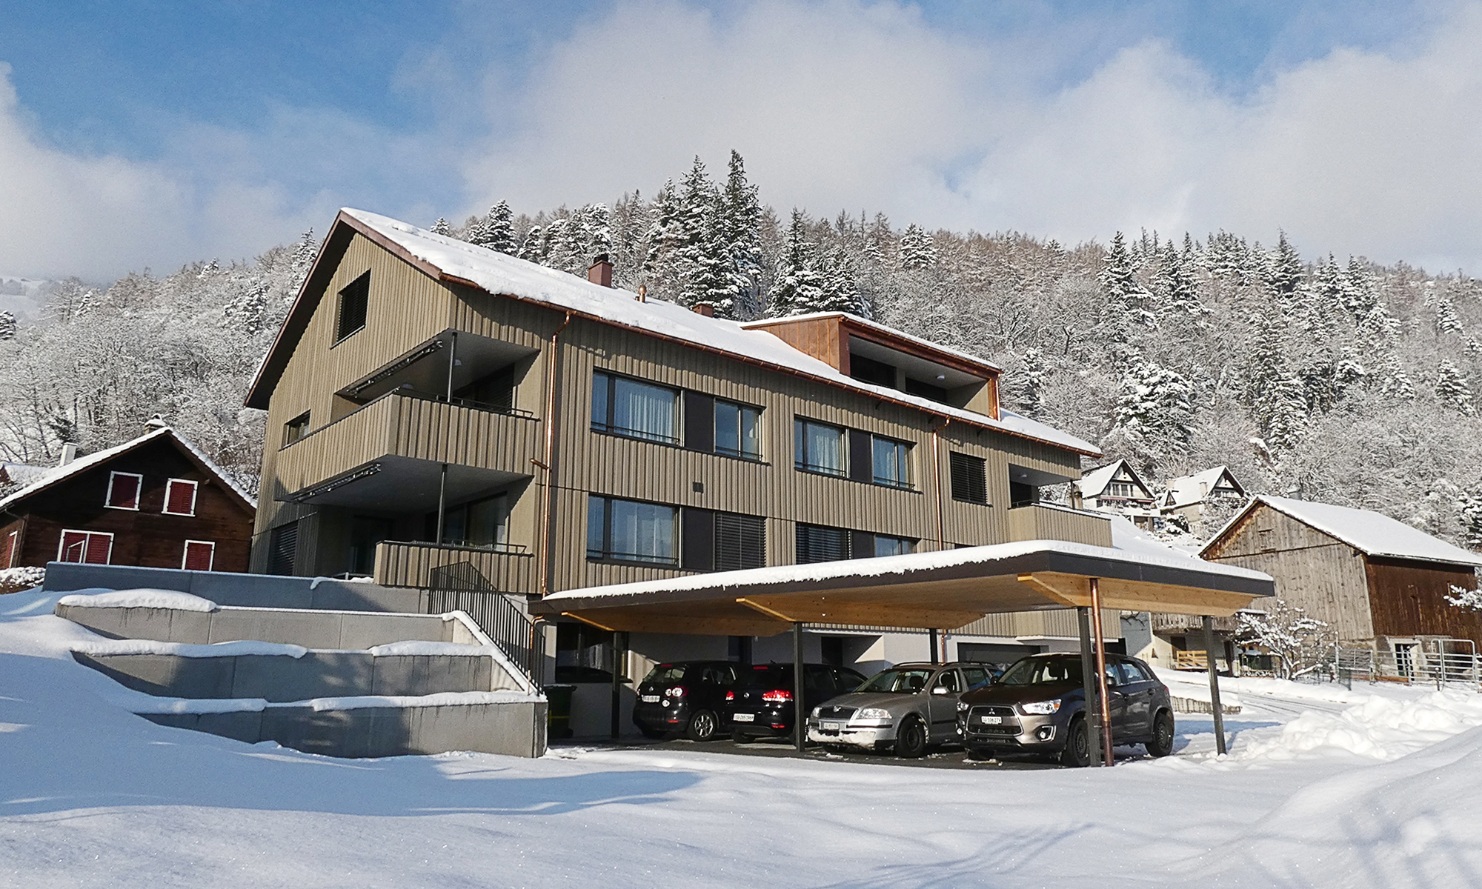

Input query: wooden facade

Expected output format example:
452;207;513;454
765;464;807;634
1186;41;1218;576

0;431;255;573
245;211;1113;649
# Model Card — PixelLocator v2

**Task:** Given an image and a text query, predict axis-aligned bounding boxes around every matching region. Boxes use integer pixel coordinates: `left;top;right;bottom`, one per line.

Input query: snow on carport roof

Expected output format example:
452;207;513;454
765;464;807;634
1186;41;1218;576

536;525;1273;637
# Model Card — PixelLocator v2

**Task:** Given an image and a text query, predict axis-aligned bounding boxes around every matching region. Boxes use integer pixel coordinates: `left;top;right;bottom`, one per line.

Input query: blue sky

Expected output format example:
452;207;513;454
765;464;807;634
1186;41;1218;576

0;0;1475;279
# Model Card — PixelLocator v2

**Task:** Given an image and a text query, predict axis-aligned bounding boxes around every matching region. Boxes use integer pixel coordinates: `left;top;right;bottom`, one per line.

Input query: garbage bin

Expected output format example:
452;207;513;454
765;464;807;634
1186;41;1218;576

545;684;575;740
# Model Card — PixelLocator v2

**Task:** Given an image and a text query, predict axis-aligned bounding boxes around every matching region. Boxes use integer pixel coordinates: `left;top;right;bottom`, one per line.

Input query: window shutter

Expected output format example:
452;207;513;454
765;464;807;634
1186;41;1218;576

182;540;215;571
681;507;715;571
848;430;872;483
715;514;765;571
950;453;988;504
796;524;849;564
165;479;198;515
683;391;714;453
107;473;141;509
84;533;111;565
268;523;298;575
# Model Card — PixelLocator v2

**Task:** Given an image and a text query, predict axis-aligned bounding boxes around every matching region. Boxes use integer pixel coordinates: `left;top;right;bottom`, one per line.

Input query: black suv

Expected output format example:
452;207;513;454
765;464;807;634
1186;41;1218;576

956;652;1175;766
725;663;868;742
632;661;741;741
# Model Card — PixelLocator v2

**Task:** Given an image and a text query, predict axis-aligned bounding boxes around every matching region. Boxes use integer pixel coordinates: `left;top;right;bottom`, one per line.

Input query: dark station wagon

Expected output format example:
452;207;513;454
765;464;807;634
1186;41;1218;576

632;661;741;741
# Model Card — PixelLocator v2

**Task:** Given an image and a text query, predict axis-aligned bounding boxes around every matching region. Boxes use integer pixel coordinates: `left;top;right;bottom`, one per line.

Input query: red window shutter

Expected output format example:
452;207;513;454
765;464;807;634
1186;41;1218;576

107;473;141;509
59;531;89;563
165;480;197;515
84;533;111;565
182;541;214;571
0;531;15;568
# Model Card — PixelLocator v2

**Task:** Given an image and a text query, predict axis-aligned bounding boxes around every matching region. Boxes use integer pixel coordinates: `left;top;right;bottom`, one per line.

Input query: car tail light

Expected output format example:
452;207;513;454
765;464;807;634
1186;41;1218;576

761;689;792;703
667;686;686;698
725;690;735;702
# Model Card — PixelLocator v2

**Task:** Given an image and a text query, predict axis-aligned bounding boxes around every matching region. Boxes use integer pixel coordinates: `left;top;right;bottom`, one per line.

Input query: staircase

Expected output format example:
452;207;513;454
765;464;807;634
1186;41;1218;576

55;593;547;758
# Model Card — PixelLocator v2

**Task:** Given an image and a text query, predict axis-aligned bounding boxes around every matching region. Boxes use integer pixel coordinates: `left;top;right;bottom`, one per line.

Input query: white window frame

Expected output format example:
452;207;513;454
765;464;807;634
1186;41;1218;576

2;529;17;568
57;529;113;565
105;472;143;511
181;539;215;571
163;478;199;516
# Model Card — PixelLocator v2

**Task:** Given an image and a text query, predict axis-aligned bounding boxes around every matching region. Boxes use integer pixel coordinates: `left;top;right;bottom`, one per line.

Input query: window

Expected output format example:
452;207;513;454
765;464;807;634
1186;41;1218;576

714;400;761;460
591;372;679;444
267;522;298;575
871;436;911;489
872;534;916;557
58;530;112;565
181;540;215;571
335;272;370;342
794;418;845;476
441;494;510;549
796;523;850;564
849;353;896;388
105;472;142;510
714;513;766;571
283;412;310;447
949;452;988;504
163;479;198;516
1105;481;1140;499
453;367;516;412
1;530;16;569
587;495;678;566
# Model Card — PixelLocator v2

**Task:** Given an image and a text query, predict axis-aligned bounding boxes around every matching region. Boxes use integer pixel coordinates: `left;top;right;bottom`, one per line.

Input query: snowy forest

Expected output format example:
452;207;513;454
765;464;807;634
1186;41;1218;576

4;150;1482;548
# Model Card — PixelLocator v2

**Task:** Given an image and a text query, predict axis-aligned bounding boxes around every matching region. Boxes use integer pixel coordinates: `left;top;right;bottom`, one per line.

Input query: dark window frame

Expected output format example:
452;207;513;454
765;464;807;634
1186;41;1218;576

591;371;681;446
714;398;763;461
587;494;680;567
870;434;913;490
334;272;370;343
283;412;310;447
949;452;989;505
794;417;847;477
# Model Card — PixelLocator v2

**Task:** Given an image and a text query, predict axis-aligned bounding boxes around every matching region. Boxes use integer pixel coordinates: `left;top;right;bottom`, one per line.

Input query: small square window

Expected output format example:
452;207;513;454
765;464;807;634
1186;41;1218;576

164;479;198;516
105;472;142;510
949;453;988;505
283;412;310;447
335;272;370;342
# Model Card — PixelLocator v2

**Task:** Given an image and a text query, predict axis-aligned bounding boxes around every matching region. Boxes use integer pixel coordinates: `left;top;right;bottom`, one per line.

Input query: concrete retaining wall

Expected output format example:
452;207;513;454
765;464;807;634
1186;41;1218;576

56;603;478;649
74;649;527;701
43;562;427;613
144;700;548;758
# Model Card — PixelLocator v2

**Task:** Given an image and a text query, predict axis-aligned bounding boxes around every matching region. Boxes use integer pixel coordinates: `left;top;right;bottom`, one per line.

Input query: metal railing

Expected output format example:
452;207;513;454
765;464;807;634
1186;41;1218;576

426;561;545;687
1334;640;1482;691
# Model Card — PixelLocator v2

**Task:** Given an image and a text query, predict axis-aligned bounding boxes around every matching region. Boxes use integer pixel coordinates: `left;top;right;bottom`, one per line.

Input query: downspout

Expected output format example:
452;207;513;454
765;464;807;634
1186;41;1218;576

539;312;573;598
930;415;951;550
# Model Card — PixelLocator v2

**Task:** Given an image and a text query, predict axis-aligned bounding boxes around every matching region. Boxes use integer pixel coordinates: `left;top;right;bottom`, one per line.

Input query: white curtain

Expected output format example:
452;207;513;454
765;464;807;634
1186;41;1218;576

613;378;675;441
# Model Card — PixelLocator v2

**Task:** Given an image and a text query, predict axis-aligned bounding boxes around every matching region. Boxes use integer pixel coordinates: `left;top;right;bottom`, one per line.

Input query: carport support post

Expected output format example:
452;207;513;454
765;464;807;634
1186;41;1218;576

1089;578;1115;767
1076;607;1104;767
793;622;806;752
928;628;940;665
610;631;627;741
1203;616;1228;755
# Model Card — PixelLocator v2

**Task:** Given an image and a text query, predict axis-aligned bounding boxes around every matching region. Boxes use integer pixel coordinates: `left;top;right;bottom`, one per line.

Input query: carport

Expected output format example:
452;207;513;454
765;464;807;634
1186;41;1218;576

535;539;1273;765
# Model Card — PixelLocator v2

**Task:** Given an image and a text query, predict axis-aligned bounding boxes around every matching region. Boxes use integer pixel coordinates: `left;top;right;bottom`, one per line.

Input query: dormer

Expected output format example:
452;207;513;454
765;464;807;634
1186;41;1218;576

743;313;1000;418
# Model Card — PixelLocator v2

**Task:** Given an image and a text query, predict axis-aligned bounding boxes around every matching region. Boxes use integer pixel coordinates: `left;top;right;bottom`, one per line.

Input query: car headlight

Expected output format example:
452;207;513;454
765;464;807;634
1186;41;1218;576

1019;699;1062;715
810;706;822;718
956;701;970;712
855;708;892;721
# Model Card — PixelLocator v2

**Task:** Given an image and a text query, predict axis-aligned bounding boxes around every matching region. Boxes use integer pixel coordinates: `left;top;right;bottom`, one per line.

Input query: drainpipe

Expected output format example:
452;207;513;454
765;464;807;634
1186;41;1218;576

930;415;951;550
539;312;574;597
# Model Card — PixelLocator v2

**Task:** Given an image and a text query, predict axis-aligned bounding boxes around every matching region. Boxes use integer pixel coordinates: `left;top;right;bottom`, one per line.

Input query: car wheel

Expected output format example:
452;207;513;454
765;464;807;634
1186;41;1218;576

1146;710;1175;757
686;709;719;742
895;716;928;759
1060;716;1091;767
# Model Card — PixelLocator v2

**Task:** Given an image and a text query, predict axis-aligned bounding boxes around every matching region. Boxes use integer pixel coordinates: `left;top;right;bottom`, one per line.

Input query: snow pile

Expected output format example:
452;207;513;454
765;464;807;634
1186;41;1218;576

73;638;310;659
58;588;220;612
303;691;543;710
1237;689;1482;763
367;641;495;657
0;565;45;591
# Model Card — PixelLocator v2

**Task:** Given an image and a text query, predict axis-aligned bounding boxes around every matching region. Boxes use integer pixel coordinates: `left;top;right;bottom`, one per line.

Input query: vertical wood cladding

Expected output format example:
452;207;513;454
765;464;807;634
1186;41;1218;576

7;437;253;572
1365;557;1482;645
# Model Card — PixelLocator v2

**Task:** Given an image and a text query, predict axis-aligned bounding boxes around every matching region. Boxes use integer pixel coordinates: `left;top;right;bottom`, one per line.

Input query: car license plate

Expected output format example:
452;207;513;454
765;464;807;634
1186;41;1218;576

732;713;754;723
822;721;844;731
978;715;1002;725
641;694;659;703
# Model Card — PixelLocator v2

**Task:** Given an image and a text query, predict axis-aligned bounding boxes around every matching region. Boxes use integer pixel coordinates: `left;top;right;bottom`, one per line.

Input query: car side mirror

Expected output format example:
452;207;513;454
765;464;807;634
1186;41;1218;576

931;686;949;695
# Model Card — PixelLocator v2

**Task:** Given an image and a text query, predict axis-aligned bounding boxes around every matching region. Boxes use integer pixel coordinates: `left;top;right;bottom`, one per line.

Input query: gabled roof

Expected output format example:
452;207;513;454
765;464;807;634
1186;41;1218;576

1163;466;1245;509
0;462;50;488
1075;459;1155;500
0;427;256;515
1203;495;1482;569
244;209;1099;458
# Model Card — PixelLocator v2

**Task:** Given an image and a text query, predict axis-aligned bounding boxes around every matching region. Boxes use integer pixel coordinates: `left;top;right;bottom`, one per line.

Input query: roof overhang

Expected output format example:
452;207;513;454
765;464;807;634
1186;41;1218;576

533;541;1274;637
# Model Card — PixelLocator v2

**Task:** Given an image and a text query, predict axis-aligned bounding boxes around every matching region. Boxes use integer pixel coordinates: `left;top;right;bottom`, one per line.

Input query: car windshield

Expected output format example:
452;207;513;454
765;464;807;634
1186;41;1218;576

738;665;790;687
857;668;934;694
998;657;1084;686
640;665;686;686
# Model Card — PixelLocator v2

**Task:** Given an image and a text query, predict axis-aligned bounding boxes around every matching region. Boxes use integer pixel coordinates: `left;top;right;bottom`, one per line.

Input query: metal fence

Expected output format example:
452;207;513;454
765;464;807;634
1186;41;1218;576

1333;639;1482;691
426;561;545;687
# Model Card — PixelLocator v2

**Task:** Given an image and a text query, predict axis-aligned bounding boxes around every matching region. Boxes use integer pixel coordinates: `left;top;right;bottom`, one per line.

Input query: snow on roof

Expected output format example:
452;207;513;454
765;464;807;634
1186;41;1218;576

335;209;1098;457
0;427;255;514
1221;495;1482;568
1;461;51;488
740;311;1003;374
1074;459;1151;498
1164;466;1242;509
543;524;1270;606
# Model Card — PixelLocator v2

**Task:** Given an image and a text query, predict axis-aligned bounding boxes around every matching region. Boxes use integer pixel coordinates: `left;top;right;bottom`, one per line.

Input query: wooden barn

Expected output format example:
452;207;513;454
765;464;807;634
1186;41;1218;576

0;424;256;573
1200;495;1482;667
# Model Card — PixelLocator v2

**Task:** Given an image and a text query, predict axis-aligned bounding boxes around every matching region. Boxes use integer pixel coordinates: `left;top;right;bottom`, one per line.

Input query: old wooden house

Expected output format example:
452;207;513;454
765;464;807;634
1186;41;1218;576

0;425;257;573
1201;495;1482;667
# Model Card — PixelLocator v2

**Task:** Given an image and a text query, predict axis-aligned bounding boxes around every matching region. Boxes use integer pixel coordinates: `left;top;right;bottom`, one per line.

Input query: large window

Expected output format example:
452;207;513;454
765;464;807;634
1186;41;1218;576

441;493;510;549
588;495;678;566
592;372;679;444
872;534;916;557
796;523;850;564
950;452;988;504
794;418;845;476
714;400;761;460
105;472;142;510
871;436;911;489
58;530;112;565
335;272;370;342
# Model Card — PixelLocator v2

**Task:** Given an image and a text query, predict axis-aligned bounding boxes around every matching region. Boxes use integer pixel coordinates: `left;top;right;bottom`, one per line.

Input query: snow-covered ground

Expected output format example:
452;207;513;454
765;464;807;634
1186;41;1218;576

4;587;1482;888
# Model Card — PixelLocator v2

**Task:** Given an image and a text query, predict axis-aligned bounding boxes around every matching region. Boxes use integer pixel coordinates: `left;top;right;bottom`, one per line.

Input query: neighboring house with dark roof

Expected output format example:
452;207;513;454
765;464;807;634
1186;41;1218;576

0;426;257;573
1201;495;1482;671
1160;465;1247;527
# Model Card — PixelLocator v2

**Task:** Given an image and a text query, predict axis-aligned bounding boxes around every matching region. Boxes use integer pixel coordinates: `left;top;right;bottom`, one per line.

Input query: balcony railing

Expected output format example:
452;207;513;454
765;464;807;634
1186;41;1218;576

374;540;537;593
1007;503;1112;547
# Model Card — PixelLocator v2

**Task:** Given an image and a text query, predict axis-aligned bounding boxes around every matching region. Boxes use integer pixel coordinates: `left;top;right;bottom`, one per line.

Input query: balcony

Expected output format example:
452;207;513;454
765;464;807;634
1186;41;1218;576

374;539;537;593
1007;503;1112;548
1151;613;1239;634
274;390;540;511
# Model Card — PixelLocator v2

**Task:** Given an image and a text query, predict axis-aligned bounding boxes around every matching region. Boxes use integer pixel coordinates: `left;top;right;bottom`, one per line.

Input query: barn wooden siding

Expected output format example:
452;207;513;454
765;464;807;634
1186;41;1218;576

1365;557;1482;646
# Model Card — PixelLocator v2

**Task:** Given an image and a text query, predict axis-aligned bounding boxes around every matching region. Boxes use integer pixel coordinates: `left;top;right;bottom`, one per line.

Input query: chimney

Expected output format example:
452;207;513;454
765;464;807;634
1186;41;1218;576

636;283;647;303
58;443;78;467
691;302;715;318
586;254;613;288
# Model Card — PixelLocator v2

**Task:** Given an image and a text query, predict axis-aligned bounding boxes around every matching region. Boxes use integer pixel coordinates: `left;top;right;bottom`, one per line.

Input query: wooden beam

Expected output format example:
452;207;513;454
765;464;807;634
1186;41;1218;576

562;612;617;632
736;597;800;623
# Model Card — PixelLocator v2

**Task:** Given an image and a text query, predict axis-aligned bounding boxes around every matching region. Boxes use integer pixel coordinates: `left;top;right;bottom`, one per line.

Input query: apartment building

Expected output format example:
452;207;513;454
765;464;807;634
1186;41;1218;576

244;210;1115;674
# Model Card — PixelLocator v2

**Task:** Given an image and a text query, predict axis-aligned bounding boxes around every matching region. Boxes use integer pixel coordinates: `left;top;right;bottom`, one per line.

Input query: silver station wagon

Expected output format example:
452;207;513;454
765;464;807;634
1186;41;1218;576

805;662;995;758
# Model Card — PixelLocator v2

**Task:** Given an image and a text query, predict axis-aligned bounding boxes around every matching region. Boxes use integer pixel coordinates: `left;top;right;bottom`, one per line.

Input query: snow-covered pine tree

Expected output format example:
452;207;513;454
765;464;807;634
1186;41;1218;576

1110;359;1195;467
899;224;937;270
518;225;543;263
481;201;516;254
817;249;869;317
577;203;612;266
1017;347;1045;417
765;210;828;317
1266;231;1304;300
1099;231;1154;335
430;218;452;237
1437;296;1463;334
1435;360;1475;414
717;150;765;319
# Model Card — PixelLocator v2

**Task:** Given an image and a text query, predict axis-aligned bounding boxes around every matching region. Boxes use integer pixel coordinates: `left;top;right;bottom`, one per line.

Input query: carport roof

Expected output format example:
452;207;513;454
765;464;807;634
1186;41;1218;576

535;527;1274;637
